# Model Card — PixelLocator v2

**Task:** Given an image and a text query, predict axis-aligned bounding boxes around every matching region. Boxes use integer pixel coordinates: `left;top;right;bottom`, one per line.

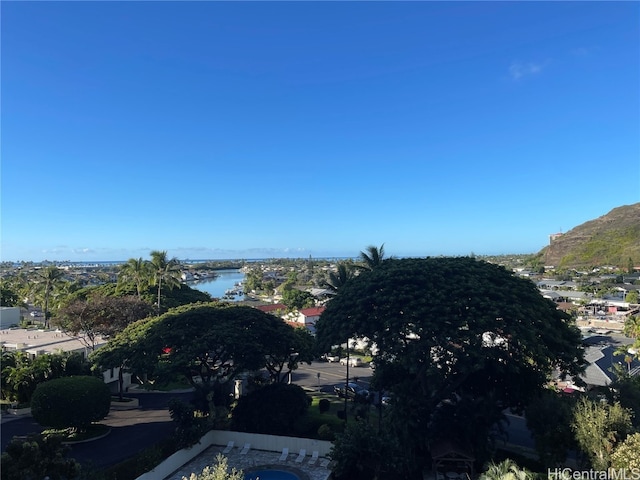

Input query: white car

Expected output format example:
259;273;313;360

340;357;363;367
30;311;41;317
323;354;340;363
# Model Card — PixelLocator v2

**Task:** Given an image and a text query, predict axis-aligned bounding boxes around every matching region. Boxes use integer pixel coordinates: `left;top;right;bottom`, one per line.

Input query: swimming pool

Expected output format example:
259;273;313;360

244;469;301;480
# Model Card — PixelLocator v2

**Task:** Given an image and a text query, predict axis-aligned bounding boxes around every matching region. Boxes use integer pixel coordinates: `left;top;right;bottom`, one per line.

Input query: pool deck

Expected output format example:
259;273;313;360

165;444;332;480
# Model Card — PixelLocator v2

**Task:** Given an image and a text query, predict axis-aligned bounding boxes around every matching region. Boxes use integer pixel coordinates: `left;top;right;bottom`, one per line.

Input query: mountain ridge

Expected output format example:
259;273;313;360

538;203;640;269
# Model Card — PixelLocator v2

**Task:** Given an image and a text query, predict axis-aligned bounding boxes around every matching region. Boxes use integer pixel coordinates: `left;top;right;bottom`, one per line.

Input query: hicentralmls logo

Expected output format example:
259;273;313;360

548;469;640;480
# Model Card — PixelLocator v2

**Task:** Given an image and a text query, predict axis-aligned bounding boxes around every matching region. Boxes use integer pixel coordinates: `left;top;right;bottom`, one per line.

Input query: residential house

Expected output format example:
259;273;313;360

291;306;325;334
580;336;640;388
255;303;288;317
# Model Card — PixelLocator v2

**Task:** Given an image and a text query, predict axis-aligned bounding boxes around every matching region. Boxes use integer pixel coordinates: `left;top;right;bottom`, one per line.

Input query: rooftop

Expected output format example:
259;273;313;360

0;328;106;356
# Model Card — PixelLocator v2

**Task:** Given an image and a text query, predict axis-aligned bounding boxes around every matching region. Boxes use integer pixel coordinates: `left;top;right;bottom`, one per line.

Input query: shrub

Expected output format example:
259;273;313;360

31;376;111;431
168;398;211;449
103;437;177;480
318;423;334;441
319;398;331;413
183;453;243;480
292;415;314;436
231;383;309;435
0;434;82;480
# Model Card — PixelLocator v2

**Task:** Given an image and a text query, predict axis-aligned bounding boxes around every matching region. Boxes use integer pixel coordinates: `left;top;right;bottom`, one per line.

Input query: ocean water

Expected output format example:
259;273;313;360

188;269;246;300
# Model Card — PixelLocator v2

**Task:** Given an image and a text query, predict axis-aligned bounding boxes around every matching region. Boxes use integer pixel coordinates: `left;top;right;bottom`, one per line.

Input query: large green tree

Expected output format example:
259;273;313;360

32;266;66;328
572;397;633;470
316;257;585;472
118;257;152;298
329;419;411;480
55;294;154;351
150;250;182;311
281;287;315;311
264;324;315;383
230;383;309;435
0;280;21;307
92;303;309;407
525;390;576;466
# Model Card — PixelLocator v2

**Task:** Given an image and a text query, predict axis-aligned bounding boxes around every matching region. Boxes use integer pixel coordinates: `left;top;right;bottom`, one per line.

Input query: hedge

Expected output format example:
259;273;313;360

31;376;111;430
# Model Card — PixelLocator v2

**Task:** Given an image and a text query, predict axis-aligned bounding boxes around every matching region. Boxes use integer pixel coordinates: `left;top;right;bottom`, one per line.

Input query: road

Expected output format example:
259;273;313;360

2;361;538;469
291;359;374;393
294;361;536;451
1;391;194;469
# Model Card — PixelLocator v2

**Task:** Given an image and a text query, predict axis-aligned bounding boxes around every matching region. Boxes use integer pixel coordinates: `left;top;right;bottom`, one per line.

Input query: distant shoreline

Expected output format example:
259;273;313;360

2;254;536;267
3;256;363;267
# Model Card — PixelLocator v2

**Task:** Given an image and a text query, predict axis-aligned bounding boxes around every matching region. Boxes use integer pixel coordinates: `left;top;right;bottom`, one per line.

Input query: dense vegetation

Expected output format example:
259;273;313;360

317;256;586;478
230;383;310;435
31;376;111;431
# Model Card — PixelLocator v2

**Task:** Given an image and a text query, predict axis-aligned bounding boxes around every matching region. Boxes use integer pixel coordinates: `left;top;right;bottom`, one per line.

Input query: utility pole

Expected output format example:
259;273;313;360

344;340;350;424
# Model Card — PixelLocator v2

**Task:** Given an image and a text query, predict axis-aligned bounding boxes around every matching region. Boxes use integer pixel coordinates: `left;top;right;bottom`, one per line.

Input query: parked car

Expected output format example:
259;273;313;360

334;382;369;400
321;353;340;363
339;357;363;367
30;311;41;317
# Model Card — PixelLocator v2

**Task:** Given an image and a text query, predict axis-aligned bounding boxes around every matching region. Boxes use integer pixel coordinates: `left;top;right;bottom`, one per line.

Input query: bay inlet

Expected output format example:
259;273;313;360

187;269;246;300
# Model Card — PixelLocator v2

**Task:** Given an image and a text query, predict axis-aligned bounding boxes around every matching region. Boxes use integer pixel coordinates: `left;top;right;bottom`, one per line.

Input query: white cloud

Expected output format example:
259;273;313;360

508;61;544;80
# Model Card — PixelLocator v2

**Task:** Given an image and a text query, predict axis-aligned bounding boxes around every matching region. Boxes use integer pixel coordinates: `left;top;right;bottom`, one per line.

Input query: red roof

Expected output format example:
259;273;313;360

255;303;287;313
299;306;325;317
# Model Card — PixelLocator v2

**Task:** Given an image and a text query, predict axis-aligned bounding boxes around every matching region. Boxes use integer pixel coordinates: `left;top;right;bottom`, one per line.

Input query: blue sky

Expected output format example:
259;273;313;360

2;1;638;262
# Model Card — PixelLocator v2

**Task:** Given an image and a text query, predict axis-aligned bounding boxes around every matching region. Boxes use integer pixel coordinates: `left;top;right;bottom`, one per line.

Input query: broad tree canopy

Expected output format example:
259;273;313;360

92;302;313;405
316;257;585;460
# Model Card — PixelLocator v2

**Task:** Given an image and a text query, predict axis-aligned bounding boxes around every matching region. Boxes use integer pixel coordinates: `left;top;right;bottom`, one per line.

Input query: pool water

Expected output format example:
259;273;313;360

244;469;301;480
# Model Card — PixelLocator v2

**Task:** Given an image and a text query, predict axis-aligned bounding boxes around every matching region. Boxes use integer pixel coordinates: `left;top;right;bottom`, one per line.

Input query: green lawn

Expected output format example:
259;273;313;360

302;392;346;439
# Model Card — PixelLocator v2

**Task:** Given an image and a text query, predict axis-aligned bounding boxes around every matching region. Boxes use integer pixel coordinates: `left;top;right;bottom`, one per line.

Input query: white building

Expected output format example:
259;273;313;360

0;328;130;393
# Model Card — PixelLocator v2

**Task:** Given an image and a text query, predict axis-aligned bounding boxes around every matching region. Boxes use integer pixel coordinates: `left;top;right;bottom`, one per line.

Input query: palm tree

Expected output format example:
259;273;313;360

358;243;386;271
118;257;151;298
32;266;65;328
623;315;640;356
623;315;640;339
479;459;533;480
149;250;182;311
325;262;355;293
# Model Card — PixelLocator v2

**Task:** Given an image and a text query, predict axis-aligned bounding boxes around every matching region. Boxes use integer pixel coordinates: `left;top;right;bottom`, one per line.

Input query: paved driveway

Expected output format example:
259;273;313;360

1;391;194;469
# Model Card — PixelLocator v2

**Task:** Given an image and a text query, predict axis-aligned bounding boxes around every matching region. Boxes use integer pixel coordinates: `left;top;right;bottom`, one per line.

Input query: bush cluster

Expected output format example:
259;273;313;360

31;376;111;431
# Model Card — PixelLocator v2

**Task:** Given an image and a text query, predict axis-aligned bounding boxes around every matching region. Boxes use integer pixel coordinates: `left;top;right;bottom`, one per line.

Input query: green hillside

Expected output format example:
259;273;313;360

539;203;640;269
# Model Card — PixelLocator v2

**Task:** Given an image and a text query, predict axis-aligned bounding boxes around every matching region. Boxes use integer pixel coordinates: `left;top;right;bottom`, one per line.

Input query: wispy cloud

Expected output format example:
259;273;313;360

570;46;601;57
508;61;544;80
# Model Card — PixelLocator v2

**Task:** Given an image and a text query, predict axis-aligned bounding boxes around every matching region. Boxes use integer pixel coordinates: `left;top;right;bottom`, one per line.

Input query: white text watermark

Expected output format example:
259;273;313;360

548;469;640;480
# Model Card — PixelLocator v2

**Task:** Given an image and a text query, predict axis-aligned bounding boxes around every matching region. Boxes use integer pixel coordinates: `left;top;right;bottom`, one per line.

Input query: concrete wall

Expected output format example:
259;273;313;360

0;307;21;329
136;430;332;480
